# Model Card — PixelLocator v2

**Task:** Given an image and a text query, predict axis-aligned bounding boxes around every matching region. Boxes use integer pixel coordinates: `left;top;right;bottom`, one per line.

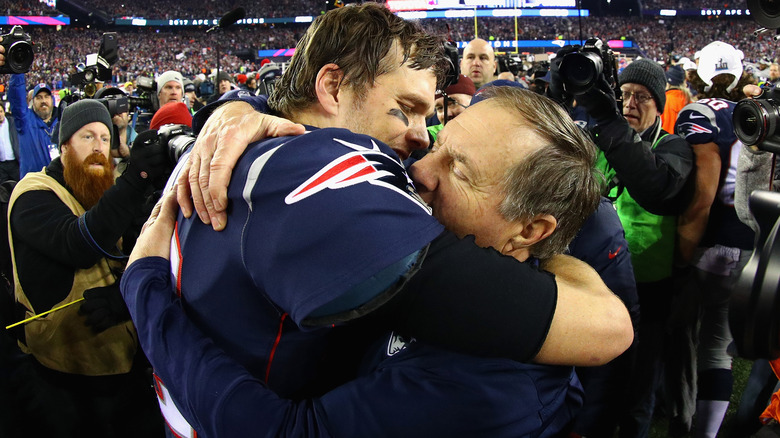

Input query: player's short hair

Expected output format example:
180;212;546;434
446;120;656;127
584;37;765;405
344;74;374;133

268;3;448;118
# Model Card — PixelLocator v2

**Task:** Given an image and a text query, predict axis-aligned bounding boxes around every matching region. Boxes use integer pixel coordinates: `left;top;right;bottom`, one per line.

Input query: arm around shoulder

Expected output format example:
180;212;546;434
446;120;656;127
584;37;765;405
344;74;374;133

534;254;634;366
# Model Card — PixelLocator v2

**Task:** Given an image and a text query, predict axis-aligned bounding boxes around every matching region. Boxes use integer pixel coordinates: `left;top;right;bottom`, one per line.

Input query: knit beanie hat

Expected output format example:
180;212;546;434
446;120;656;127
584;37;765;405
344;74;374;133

666;65;685;86
217;71;235;84
619;58;667;112
58;99;113;148
150;102;192;130
156;70;184;93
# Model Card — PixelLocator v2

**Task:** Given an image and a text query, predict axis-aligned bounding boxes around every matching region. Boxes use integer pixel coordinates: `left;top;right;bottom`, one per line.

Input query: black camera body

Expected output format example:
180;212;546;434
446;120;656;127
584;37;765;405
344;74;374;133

133;76;161;112
733;88;780;154
0;25;34;74
496;54;523;77
71;33;119;98
558;38;618;95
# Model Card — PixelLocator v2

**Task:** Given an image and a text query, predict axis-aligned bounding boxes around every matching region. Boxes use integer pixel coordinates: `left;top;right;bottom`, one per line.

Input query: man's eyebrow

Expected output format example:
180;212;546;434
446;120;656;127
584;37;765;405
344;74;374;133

443;141;473;171
400;93;433;114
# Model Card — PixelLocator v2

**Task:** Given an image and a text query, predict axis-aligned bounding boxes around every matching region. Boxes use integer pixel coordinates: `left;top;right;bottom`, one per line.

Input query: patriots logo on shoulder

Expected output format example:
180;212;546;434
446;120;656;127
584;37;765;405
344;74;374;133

677;122;713;138
285;137;432;214
386;331;415;356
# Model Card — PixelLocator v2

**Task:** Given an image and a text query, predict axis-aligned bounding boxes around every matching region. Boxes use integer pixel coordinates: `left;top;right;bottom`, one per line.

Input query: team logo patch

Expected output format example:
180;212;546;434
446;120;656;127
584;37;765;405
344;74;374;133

714;58;729;72
678;122;713;138
386;331;415;356
285;138;431;213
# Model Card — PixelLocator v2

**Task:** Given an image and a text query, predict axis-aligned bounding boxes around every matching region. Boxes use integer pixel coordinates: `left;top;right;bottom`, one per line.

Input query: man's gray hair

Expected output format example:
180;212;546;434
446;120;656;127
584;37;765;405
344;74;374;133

478;86;601;260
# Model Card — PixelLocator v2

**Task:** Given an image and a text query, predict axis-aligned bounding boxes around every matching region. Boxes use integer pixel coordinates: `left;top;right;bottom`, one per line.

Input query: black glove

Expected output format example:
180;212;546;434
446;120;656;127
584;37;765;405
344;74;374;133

78;283;131;334
546;45;578;108
122;129;172;191
574;73;622;125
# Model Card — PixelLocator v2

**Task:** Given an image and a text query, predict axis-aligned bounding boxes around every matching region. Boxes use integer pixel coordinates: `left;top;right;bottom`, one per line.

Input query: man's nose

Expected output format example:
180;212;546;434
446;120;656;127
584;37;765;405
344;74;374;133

405;120;430;153
408;154;438;196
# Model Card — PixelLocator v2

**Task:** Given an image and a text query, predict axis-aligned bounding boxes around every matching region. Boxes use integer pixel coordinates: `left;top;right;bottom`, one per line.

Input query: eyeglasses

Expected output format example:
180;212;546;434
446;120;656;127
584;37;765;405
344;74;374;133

436;96;470;112
621;90;654;105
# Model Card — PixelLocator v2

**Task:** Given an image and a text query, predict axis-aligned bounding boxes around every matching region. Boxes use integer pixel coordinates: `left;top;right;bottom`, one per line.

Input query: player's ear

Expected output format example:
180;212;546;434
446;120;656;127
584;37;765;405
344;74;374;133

315;64;345;117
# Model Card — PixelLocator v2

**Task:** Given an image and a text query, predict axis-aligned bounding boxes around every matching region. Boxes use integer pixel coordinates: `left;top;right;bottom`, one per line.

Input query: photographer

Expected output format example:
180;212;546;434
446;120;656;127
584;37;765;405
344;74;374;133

7;76;57;178
7;99;168;437
549;53;695;437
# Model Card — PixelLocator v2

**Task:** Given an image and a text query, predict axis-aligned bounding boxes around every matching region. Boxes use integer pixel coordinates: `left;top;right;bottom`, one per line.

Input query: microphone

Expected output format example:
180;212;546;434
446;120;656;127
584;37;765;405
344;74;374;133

219;7;246;28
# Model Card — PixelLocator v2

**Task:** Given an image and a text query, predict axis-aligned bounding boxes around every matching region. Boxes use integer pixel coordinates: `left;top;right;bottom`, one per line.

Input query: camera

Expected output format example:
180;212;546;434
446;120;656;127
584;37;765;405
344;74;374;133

0;25;34;74
71;32;118;97
731;190;780;359
255;63;282;97
93;86;154;117
496;54;523;77
129;123;195;190
157;123;196;164
733;88;780;154
557;38;618;95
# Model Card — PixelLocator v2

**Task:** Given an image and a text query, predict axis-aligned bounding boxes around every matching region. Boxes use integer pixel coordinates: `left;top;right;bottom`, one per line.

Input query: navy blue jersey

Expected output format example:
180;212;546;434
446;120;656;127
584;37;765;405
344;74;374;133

569;198;639;325
122;258;582;438
675;99;754;249
170;128;444;398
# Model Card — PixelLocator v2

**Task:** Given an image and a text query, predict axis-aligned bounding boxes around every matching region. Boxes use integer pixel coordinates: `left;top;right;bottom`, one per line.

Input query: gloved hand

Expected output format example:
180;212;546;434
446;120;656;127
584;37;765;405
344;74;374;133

123;129;172;191
78;283;131;334
574;73;622;125
546;45;578;108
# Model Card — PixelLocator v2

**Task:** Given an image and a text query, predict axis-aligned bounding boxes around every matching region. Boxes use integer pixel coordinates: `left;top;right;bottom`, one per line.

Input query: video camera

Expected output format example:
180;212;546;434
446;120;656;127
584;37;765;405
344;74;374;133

255;63;282;97
62;33;155;117
557;37;619;96
0;25;35;74
729;0;780;360
71;32;118;98
92;86;154;117
496;54;524;77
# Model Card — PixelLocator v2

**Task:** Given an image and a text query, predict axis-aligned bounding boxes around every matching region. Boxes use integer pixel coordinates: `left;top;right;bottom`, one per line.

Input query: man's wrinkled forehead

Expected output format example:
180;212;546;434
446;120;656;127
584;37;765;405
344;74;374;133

464;41;494;59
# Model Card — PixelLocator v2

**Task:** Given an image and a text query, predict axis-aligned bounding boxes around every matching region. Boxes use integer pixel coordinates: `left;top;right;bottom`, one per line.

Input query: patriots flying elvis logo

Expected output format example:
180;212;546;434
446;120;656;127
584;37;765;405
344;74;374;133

678;122;713;138
285;137;431;213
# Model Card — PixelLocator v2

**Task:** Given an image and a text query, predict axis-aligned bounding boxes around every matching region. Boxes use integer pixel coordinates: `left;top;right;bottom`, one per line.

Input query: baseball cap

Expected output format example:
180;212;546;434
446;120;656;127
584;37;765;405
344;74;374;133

33;83;52;97
470;79;526;105
696;41;744;92
183;78;196;93
435;75;476;100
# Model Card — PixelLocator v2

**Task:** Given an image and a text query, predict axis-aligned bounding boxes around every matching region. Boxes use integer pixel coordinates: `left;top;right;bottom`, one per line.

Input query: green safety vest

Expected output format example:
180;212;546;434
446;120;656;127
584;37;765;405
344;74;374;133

596;133;677;283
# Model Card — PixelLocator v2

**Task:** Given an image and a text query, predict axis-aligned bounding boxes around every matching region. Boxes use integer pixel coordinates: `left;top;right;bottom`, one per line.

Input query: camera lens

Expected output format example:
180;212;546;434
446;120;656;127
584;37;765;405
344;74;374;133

7;41;33;73
747;0;780;29
168;134;196;164
559;52;603;95
733;99;779;146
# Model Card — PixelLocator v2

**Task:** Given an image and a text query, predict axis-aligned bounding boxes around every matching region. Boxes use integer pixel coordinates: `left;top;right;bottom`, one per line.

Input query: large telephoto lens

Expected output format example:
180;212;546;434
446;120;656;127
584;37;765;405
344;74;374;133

7;40;33;73
733;99;778;147
559;51;603;95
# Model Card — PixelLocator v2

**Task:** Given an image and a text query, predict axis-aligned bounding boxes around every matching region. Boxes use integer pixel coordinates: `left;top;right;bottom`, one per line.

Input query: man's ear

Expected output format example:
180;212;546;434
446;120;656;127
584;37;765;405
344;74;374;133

315;64;345;117
502;214;558;260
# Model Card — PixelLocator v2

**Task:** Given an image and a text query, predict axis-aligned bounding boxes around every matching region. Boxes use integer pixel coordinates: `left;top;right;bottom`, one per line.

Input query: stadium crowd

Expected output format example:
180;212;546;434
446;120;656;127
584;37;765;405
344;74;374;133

2;2;780;438
0;13;772;90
